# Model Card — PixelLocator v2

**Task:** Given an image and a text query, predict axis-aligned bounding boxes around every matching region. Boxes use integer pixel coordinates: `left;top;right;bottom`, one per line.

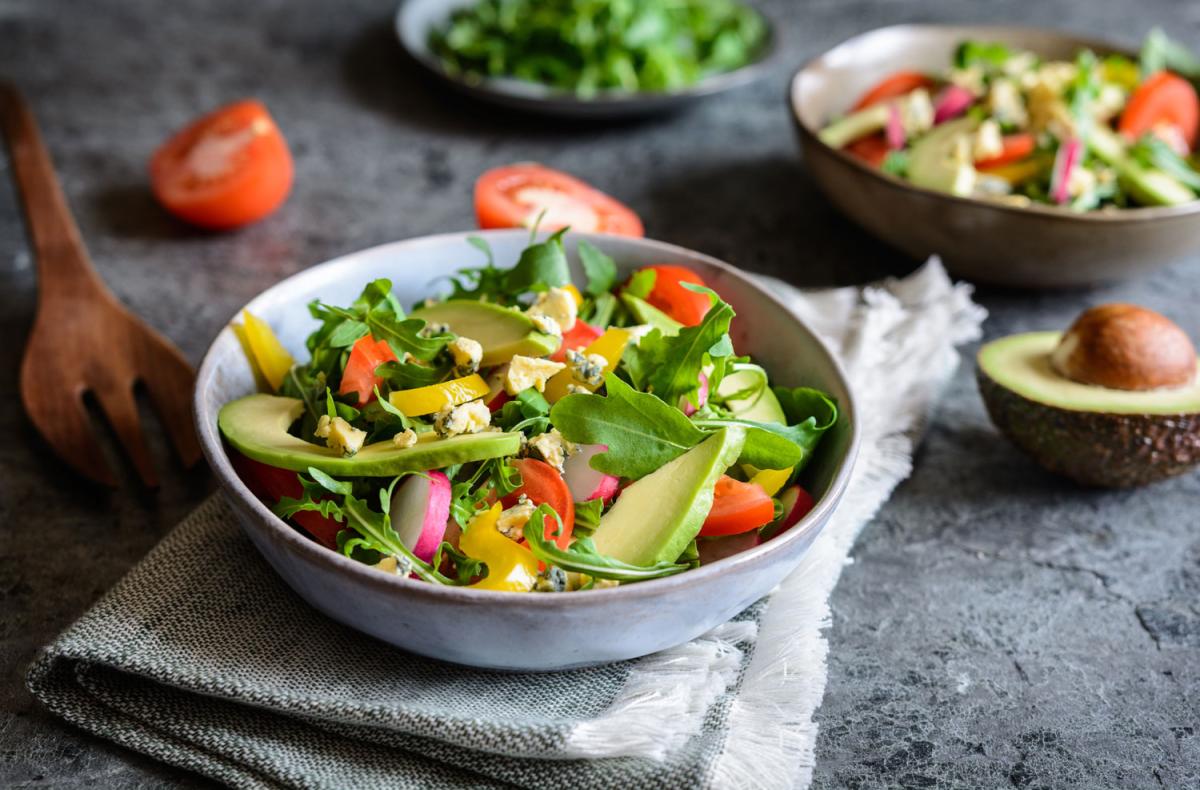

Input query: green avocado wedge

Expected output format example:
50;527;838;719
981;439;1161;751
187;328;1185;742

977;332;1200;488
620;293;683;336
908;117;979;197
410;300;559;366
714;363;787;424
219;394;521;476
592;426;745;566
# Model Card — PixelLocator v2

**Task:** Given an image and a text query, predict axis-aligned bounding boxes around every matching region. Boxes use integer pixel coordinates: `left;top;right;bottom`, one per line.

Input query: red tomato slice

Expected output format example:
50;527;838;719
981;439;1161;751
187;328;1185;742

1119;71;1199;150
853;71;937;111
700;476;776;537
637;264;712;327
150;99;293;230
230;452;342;549
338;335;397;406
551;320;603;363
846;134;891;167
503;458;575;550
475;164;644;237
976;133;1037;170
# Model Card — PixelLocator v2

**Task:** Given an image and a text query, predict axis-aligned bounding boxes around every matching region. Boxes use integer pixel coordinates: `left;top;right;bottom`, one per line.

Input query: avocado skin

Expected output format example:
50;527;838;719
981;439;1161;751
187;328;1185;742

977;366;1200;488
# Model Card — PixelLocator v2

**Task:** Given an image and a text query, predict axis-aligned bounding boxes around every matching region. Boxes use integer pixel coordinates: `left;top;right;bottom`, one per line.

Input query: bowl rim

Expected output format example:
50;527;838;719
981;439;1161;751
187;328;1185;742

194;229;859;607
788;22;1200;224
393;0;779;108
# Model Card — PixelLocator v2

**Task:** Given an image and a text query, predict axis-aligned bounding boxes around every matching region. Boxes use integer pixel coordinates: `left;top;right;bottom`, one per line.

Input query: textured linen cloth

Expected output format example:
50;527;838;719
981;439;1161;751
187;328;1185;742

28;259;984;790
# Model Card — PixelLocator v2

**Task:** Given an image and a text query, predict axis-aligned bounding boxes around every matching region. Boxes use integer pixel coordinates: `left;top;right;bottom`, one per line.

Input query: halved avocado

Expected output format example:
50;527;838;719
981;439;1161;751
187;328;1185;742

219;394;520;476
977;332;1200;487
411;300;559;366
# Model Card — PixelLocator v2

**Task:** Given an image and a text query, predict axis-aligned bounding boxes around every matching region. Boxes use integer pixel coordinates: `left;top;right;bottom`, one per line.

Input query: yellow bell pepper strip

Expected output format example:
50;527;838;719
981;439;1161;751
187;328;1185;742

544;327;631;403
461;503;538;591
982;155;1051;187
240;310;294;391
749;467;791;497
388;373;489;417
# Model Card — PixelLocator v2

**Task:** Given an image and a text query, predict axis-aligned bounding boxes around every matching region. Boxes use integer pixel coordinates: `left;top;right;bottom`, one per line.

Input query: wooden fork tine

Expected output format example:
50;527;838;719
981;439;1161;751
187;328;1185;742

139;342;202;468
21;380;118;487
93;382;159;488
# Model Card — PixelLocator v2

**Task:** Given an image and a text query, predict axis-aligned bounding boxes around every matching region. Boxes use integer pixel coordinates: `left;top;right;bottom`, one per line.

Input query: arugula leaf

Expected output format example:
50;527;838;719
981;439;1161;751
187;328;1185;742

954;40;1013;70
431;541;487;584
549;373;706;479
772;386;839;470
494;388;552;435
693;387;838;471
643;294;735;407
573;497;604;534
503;229;571;294
376;359;451;390
585;291;618;328
523;506;689;582
1131;134;1200;190
881;150;910;177
1140;28;1200;80
578;240;618;297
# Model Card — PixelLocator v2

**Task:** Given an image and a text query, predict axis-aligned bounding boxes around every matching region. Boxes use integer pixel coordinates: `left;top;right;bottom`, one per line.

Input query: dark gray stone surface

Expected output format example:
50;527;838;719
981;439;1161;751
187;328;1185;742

1;0;1197;787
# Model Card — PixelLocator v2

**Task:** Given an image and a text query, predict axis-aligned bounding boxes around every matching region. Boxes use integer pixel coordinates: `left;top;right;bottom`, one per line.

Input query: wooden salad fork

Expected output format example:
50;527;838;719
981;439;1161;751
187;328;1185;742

2;82;201;487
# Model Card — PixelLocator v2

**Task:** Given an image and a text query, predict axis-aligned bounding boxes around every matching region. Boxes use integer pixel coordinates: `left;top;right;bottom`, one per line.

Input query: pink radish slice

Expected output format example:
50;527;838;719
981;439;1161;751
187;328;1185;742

1049;138;1082;204
767;484;815;541
389;471;450;562
678;372;709;416
933;85;974;124
886;103;906;150
563;444;619;502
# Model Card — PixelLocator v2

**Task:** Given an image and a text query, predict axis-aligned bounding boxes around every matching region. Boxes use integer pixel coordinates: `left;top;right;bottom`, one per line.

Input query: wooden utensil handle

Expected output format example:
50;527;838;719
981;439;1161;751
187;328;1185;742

0;81;103;296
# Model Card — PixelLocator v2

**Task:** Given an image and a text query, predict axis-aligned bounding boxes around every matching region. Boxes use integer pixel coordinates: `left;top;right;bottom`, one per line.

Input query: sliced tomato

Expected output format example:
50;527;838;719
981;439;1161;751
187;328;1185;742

852;71;937;111
976;133;1037;170
846;134;891;167
338;335;397;407
551;320;603;363
503;458;575;550
1119;71;1199;150
700;475;776;537
636;264;712;327
150;99;293;230
230;452;342;549
475;164;644;237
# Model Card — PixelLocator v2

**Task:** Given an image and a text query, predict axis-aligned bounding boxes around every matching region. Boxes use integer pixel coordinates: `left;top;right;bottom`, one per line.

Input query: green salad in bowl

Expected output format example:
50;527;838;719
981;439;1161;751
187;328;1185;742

819;29;1200;211
219;232;837;594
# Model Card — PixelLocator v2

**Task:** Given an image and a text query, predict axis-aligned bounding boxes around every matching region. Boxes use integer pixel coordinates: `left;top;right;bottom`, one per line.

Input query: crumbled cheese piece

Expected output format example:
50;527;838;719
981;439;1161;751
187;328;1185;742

536;566;568;593
433;399;491;438
1002;51;1038;78
566;348;606;388
527;287;577;333
392;428;418;449
899;88;934;137
497;496;536;540
987;78;1028;128
974;174;1013;198
1067;164;1097;200
566;384;590;395
949;65;985;96
1028;81;1076;139
525;429;574;473
1020;61;1077;95
503;355;565;395
529;313;562;337
1093;83;1126;122
314;415;367;457
972;120;1005;161
447;336;483;374
421;322;451;337
374;554;413;576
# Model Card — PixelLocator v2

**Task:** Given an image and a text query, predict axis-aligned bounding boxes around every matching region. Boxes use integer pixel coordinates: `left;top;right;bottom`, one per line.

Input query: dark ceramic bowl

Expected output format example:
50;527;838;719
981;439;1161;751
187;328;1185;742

789;24;1200;289
194;230;858;670
396;0;776;120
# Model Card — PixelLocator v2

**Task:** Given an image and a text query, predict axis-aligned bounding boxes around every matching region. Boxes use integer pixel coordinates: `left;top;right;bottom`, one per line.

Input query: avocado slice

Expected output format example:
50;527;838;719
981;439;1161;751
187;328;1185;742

620;293;683;336
977;332;1200;487
591;426;745;565
1089;126;1195;206
908;117;979;197
715;363;787;424
410;300;559;366
819;104;891;150
219;394;521;476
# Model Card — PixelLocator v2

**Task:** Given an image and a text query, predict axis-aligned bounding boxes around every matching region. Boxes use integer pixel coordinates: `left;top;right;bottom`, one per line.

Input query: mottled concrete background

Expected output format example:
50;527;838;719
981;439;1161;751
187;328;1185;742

2;0;1198;787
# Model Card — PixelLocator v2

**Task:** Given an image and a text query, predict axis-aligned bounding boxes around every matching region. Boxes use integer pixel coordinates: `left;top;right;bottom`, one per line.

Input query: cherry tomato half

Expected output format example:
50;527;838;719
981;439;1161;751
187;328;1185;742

551;320;603;363
230;452;341;549
700;475;776;537
1119;71;1199;151
338;335;397;407
637;264;712;327
503;458;575;550
852;71;937;111
975;133;1036;170
475;163;644;237
150;99;293;230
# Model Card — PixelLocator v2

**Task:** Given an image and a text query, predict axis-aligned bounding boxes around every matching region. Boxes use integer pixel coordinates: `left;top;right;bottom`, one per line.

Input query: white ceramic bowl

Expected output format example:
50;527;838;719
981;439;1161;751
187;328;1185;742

194;230;858;670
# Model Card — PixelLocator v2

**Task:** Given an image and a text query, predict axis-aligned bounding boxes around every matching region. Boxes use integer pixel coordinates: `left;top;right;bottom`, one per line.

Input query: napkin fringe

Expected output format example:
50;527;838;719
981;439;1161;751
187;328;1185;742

562;620;757;760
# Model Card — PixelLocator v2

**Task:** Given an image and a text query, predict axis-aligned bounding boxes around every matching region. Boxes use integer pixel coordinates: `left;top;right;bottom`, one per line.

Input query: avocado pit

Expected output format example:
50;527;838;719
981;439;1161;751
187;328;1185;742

977;304;1200;488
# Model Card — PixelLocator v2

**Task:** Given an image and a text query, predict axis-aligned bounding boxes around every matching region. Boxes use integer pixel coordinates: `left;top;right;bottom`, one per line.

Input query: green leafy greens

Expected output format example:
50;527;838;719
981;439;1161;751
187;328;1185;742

523;505;689;581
